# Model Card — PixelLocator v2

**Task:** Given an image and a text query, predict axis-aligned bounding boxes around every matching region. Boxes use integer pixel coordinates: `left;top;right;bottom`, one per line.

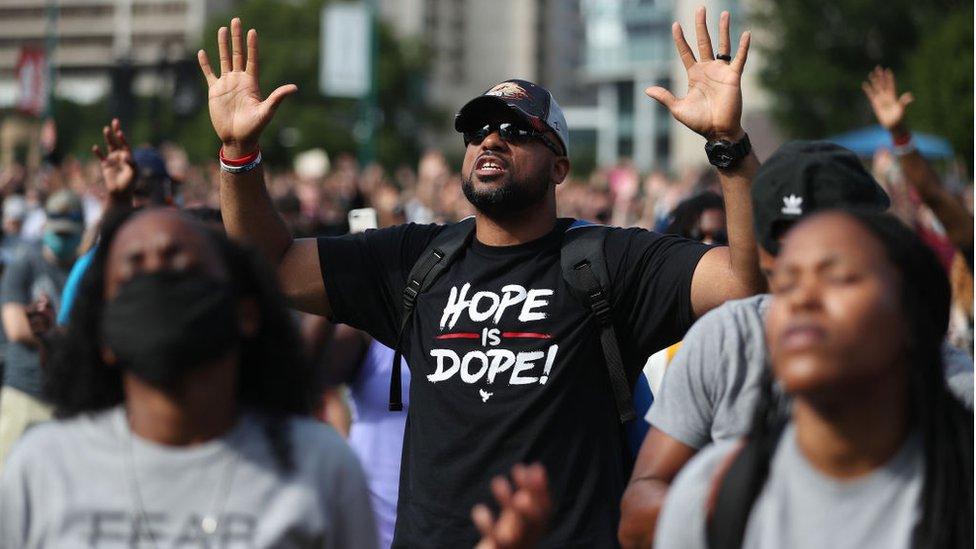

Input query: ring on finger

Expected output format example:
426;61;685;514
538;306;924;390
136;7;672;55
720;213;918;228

716;53;732;62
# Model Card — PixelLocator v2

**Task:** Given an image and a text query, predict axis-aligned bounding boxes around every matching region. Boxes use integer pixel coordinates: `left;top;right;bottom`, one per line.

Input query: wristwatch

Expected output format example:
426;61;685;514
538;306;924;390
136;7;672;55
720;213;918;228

705;133;751;170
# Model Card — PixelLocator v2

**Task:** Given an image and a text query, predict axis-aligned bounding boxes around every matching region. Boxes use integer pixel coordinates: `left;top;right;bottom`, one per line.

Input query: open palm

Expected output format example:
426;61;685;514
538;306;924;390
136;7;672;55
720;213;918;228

198;18;297;155
646;8;750;141
862;66;913;131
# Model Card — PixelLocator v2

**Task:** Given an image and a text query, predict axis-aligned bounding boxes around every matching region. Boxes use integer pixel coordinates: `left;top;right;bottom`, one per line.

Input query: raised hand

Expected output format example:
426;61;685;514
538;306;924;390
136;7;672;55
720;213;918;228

92;118;136;199
645;7;750;141
862;66;913;132
197;17;297;157
472;463;551;549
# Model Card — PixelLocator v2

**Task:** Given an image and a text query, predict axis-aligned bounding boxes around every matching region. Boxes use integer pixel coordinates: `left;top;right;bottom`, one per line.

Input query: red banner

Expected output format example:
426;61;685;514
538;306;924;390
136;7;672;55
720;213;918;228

16;48;47;117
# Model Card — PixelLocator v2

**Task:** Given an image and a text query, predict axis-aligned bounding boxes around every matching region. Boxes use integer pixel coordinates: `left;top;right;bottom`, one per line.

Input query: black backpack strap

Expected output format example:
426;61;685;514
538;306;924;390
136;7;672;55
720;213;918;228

389;218;476;411
706;422;786;549
560;223;635;422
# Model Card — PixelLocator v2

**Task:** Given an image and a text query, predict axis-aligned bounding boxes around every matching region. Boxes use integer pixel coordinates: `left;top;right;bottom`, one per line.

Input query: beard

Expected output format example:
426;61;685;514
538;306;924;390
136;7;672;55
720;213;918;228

462;170;550;219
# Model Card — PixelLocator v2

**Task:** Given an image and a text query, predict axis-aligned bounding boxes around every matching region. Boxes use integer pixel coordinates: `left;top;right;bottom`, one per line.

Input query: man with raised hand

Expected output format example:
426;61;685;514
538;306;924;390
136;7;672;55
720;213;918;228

199;9;762;547
861;66;974;271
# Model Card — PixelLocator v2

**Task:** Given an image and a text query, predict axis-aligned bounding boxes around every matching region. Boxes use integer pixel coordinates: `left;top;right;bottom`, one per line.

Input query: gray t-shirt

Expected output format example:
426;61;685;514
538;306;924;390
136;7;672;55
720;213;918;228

0;244;68;398
647;294;974;449
0;407;378;549
655;425;924;549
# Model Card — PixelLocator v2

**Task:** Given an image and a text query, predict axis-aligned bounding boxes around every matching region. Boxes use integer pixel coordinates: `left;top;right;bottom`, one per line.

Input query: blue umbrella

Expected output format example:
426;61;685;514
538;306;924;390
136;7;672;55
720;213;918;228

827;125;955;159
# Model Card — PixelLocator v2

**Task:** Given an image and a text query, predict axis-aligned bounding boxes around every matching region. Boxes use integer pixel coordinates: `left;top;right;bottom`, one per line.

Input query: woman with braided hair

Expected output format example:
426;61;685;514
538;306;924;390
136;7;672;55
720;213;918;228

0;207;379;548
656;210;973;549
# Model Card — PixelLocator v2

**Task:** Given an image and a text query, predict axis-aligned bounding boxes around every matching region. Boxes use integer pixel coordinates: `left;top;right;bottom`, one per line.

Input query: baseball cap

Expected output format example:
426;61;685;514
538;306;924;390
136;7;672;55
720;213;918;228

44;190;84;234
454;79;570;156
132;147;174;204
752;141;890;255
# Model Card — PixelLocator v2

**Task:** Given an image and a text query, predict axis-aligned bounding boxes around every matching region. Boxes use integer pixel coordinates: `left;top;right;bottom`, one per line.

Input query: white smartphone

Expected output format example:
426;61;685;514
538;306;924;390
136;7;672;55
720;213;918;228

348;207;378;233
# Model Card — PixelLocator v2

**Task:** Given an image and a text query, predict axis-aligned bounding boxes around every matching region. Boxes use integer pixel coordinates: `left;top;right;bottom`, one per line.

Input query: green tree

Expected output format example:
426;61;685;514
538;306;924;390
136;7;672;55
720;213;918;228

905;4;973;170
751;0;972;163
188;0;438;169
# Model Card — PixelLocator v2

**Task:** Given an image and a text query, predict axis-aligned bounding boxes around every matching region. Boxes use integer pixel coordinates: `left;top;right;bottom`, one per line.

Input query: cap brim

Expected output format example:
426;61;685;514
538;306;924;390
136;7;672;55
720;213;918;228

454;96;543;133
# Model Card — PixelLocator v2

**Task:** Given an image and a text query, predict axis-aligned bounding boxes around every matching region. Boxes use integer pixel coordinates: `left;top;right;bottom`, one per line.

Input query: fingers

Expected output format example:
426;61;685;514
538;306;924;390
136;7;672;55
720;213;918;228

197;49;216;85
694;6;714;61
246;29;259;76
261;84;298;117
92;145;105;161
730;31;751;74
645;86;677;110
491;476;514;508
899;92;914;107
672;22;697;70
112;118;129;150
231;17;245;72
471;504;496;539
217;26;230;74
102;124;118;151
883;68;896;93
717;11;731;58
868;66;887;94
861;81;877;101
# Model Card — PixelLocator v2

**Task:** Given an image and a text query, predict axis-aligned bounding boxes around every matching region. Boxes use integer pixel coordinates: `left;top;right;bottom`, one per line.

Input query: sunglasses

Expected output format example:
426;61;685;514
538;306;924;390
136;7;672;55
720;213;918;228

462;122;563;156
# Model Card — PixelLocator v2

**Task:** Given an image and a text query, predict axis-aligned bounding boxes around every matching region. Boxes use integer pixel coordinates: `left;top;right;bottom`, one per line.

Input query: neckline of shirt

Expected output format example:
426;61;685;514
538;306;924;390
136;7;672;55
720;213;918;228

468;217;574;258
778;423;922;494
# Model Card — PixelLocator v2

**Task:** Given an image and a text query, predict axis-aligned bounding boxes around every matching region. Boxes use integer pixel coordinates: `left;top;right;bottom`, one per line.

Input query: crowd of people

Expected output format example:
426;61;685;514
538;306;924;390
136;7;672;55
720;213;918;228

0;6;972;549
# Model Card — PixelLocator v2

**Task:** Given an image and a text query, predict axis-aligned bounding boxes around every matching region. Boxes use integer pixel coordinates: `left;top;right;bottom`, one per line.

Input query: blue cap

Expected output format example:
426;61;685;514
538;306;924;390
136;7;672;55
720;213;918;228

132;148;170;182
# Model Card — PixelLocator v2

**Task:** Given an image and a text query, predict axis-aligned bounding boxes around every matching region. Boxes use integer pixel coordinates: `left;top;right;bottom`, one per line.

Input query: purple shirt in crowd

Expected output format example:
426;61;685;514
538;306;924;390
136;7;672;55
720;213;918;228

348;340;409;549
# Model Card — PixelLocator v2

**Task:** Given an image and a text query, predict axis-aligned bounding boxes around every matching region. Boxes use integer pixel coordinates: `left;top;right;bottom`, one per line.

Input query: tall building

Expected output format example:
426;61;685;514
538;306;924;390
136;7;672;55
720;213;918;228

379;0;595;153
0;0;233;107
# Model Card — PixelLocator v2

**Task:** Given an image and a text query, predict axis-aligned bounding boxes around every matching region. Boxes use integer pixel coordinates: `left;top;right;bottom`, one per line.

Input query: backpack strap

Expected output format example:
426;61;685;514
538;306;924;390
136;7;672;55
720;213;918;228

706;423;786;549
389;218;476;411
561;221;636;422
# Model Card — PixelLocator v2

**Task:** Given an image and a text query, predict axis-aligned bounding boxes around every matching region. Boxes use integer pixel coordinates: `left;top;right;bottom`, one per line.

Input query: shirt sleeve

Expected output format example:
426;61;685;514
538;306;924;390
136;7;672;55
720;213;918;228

317;223;443;347
604;228;713;373
645;306;730;449
653;441;735;549
0;252;32;306
328;440;379;549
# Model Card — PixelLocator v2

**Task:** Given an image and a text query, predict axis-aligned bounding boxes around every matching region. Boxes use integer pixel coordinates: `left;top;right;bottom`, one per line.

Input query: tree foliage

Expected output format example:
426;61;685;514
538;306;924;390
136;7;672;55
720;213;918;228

54;0;437;170
752;0;973;167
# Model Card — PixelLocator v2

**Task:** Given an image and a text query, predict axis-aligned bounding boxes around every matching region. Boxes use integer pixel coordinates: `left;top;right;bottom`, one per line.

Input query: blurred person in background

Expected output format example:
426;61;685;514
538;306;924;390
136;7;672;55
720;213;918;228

0;188;83;469
57;119;176;326
655;211;973;549
618;141;974;548
0;195;27;266
663;191;728;245
316;323;410;549
0;208;378;548
198;9;765;546
862;66;973;272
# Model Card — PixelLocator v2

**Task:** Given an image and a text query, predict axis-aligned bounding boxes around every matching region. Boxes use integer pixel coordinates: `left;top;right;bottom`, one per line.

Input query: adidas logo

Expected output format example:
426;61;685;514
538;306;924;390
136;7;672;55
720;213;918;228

781;194;803;215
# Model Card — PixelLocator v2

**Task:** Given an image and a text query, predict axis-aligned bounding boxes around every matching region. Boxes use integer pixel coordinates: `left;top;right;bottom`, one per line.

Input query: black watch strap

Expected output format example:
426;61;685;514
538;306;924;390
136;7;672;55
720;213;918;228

705;133;751;170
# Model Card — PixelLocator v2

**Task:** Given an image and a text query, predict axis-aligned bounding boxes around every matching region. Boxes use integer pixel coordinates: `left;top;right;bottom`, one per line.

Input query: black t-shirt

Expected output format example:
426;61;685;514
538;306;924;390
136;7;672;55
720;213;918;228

318;219;710;548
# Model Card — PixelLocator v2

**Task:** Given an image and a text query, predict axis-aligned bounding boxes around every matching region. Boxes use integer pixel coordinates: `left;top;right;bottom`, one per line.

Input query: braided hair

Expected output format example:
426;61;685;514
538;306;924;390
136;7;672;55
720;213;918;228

44;206;314;473
732;211;972;549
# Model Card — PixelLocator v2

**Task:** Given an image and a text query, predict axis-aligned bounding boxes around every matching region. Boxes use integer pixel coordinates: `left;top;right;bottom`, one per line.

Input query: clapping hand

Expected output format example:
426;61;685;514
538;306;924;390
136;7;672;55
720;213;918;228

472;463;551;549
645;7;750;142
92;118;136;200
862;66;913;133
197;17;297;158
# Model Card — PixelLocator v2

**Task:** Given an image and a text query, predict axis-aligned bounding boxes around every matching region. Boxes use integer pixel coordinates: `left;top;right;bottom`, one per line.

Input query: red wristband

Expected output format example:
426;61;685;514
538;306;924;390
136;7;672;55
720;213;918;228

892;132;912;147
219;146;260;167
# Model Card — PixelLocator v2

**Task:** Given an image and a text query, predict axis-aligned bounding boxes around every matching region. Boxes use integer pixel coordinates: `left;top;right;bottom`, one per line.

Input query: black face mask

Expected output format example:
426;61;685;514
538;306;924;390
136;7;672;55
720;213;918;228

101;270;240;390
